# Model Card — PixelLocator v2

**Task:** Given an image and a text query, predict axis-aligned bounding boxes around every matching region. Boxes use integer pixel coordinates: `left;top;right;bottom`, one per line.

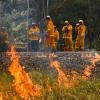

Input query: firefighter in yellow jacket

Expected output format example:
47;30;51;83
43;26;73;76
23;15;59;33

75;23;80;50
28;23;40;38
62;21;73;51
75;23;80;33
28;23;40;51
45;16;55;50
50;26;59;51
75;20;86;50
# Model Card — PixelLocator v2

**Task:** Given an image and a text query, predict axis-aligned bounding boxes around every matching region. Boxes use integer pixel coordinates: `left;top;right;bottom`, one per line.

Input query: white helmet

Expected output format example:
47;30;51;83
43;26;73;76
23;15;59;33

76;23;80;26
32;22;36;25
46;16;51;19
79;20;84;23
64;20;69;24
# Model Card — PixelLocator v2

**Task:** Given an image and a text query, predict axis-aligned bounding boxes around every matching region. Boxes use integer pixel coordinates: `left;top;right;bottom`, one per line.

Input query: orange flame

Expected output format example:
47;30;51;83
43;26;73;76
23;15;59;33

8;45;42;99
0;92;9;100
51;61;69;87
45;76;52;92
50;53;78;88
13;96;17;100
51;61;79;88
82;53;100;79
50;53;100;88
0;92;3;100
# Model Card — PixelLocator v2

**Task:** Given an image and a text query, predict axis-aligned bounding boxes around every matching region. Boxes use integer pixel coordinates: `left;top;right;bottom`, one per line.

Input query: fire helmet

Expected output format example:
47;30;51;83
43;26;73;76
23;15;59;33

64;20;69;24
79;20;84;23
46;16;51;19
32;22;36;25
76;23;80;26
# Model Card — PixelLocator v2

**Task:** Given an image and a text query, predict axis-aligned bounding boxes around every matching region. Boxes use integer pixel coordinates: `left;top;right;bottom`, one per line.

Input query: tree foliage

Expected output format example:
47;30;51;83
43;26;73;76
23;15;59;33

1;0;100;50
50;0;100;50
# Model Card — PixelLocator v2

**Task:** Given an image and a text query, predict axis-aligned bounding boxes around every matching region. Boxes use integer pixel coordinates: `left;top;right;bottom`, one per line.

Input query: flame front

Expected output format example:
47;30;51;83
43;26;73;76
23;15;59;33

82;53;100;79
0;92;3;100
51;61;79;88
50;54;78;88
8;45;42;99
6;47;100;98
50;53;100;88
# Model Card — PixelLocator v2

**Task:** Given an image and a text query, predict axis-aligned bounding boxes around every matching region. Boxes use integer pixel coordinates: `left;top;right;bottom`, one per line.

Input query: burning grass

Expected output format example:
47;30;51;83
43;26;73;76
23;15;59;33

7;45;42;99
0;71;100;100
0;46;100;99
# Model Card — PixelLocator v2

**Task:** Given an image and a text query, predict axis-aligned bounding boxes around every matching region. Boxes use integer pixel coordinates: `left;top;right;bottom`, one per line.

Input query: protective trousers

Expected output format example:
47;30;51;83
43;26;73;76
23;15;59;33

64;37;73;51
50;36;57;51
75;36;85;50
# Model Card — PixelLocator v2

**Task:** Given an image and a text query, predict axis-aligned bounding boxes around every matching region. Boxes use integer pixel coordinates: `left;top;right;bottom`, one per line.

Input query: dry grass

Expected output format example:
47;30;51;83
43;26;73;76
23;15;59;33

0;70;100;100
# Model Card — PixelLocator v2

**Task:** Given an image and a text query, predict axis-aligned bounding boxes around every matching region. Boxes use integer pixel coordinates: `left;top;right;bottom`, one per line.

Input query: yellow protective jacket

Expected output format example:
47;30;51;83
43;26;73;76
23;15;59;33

75;25;79;33
75;24;86;50
62;24;72;38
54;30;59;41
47;20;55;35
78;24;86;38
62;25;67;33
67;24;72;37
28;26;40;35
28;26;40;40
49;30;59;43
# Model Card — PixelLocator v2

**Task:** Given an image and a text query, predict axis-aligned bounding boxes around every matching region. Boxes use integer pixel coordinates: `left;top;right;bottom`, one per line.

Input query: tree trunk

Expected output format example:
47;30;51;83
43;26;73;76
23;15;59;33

0;0;5;31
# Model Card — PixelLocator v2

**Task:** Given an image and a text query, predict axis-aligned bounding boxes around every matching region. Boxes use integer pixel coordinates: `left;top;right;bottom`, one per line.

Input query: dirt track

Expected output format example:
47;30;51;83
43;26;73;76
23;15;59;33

0;52;100;77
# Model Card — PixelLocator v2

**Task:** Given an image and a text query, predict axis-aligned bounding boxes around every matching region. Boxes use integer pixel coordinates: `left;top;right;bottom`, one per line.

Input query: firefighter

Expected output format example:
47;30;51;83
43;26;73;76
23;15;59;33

75;20;86;51
75;23;80;50
46;16;55;36
62;20;73;51
45;16;55;50
28;23;41;51
75;23;80;33
0;27;8;52
50;26;59;51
